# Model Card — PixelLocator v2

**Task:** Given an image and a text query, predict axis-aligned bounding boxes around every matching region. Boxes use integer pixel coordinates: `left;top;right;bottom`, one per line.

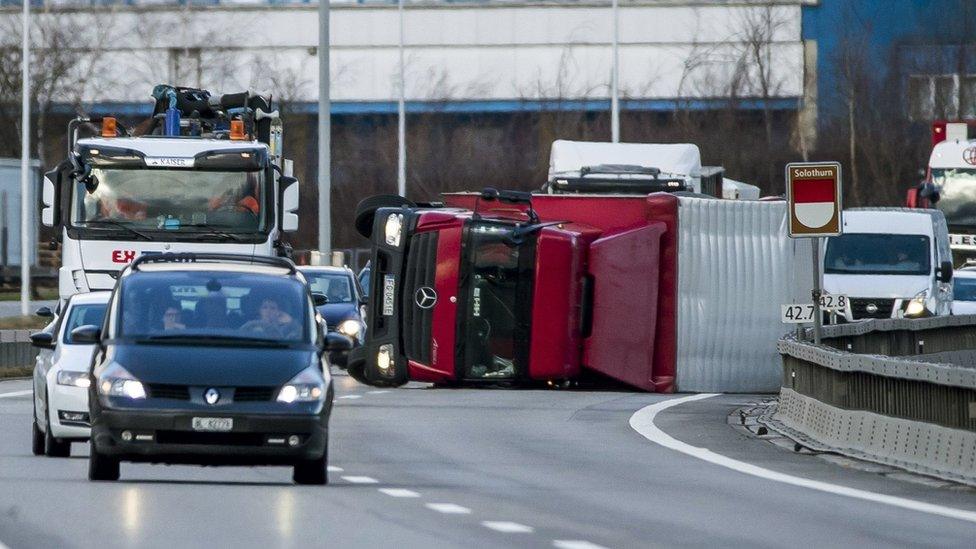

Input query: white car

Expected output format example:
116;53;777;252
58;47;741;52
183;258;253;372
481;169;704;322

31;292;110;457
952;267;976;315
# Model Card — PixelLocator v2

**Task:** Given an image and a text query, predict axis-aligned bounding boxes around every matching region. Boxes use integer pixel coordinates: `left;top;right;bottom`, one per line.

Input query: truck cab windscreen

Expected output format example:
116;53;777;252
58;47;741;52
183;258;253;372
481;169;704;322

931;168;976;228
824;234;931;276
458;223;534;380
71;168;268;236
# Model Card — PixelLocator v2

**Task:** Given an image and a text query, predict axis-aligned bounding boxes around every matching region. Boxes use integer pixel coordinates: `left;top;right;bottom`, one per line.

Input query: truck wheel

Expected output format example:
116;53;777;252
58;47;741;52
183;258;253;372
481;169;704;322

88;445;120;481
354;195;415;239
293;443;328;485
44;405;70;458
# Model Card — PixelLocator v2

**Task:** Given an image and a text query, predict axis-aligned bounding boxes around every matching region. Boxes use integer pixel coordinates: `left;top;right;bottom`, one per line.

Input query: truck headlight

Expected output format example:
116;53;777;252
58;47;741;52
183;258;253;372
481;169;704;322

57;370;91;389
337;319;361;337
377;343;394;376
384;213;403;247
905;290;928;317
97;363;146;399
277;365;326;403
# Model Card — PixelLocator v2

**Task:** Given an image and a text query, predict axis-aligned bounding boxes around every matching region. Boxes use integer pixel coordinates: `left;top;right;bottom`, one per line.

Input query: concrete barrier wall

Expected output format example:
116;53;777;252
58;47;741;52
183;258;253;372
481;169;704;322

0;330;39;376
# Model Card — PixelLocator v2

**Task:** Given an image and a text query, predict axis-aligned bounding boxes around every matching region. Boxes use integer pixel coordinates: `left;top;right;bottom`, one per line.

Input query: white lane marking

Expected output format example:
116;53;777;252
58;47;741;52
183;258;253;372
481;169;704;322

342;476;379;484
367;390;390;395
425;503;472;514
0;390;31;399
554;541;609;549
327;466;344;473
630;393;976;525
378;488;421;498
481;521;534;534
0;539;9;549
338;395;362;400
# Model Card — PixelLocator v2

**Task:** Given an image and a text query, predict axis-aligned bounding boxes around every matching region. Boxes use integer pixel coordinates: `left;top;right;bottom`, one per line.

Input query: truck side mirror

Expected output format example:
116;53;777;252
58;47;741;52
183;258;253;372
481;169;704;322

281;176;299;232
41;172;56;227
937;261;953;283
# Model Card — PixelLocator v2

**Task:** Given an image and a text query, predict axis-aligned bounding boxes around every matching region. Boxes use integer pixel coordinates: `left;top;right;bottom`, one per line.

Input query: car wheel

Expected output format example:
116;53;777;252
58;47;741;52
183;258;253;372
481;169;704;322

44;403;70;458
88;445;120;482
354;195;415;239
31;412;45;456
293;442;328;485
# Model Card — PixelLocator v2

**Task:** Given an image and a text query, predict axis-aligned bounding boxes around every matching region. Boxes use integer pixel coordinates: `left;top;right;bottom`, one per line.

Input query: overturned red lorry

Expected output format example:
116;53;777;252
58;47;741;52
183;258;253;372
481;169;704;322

346;189;809;393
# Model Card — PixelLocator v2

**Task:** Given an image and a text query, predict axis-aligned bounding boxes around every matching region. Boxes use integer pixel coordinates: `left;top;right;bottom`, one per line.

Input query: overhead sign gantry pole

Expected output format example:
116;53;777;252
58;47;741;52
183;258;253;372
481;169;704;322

20;0;30;316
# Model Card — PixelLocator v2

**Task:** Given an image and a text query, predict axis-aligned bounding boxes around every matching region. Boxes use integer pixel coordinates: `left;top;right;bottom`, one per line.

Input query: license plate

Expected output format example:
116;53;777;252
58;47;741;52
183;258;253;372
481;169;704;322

382;274;395;316
192;417;233;432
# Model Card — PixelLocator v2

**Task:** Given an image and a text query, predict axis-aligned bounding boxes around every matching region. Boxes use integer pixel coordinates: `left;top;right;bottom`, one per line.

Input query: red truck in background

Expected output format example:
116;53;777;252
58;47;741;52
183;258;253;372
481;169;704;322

346;189;680;392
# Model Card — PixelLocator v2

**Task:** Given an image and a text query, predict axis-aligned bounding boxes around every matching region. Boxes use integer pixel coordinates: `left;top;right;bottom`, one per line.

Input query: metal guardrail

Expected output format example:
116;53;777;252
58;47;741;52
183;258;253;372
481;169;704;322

768;316;976;485
0;330;38;375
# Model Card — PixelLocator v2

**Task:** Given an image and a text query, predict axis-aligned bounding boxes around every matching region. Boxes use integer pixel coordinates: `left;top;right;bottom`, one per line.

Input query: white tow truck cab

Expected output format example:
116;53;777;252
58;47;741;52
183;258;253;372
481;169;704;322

823;208;954;322
544;139;760;199
41;85;301;302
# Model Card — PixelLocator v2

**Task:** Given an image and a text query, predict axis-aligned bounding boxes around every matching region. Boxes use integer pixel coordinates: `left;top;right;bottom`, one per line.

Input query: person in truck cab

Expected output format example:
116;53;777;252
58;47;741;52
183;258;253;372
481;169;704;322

207;174;261;216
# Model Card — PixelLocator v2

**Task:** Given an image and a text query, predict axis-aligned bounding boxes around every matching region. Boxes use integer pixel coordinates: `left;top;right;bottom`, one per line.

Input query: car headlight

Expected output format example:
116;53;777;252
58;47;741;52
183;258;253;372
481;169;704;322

277;364;327;403
905;290;928;317
384;213;403;247
97;363;146;399
57;370;91;389
337;319;361;337
377;343;395;377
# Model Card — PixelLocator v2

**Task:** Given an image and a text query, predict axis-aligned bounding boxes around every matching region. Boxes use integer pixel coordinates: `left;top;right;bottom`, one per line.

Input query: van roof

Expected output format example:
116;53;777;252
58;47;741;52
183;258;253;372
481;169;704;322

842;208;945;236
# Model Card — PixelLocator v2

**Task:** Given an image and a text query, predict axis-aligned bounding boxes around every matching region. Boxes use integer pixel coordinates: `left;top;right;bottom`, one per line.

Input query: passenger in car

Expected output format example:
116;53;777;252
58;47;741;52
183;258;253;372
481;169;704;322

240;297;302;340
161;306;186;331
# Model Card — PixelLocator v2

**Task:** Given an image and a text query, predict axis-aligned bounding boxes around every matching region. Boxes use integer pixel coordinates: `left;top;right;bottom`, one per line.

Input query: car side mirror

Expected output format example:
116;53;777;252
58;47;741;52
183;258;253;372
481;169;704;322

70;325;101;344
35;306;54;318
937;261;953;283
29;331;55;349
324;332;353;352
312;293;329;307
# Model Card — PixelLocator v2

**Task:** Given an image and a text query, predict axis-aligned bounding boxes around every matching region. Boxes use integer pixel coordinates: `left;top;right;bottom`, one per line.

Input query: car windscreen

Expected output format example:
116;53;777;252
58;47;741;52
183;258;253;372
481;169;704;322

304;272;354;303
955;276;976;301
824;233;931;276
118;271;309;343
63;304;107;344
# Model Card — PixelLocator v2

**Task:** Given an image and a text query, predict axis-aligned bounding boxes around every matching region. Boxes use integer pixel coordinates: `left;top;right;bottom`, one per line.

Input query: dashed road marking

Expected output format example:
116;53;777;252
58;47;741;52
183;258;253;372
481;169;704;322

378;488;421;498
0;390;31;399
367;390;390;394
342;476;379;484
337;395;362;400
554;541;609;549
327;466;344;472
425;503;472;514
481;521;534;534
630;393;976;525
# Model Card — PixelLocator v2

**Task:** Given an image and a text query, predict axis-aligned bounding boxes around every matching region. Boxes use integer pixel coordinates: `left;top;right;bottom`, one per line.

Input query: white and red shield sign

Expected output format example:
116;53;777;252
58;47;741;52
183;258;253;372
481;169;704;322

786;162;842;237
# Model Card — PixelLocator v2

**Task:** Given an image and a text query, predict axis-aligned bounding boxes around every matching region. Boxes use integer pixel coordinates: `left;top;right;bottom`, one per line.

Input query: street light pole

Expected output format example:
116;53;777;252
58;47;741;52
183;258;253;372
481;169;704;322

317;0;331;255
610;0;620;143
397;0;406;197
20;0;30;316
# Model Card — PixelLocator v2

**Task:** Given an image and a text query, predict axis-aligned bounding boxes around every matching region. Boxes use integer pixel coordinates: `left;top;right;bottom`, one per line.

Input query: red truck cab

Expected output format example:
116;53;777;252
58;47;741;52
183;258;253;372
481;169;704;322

347;190;678;392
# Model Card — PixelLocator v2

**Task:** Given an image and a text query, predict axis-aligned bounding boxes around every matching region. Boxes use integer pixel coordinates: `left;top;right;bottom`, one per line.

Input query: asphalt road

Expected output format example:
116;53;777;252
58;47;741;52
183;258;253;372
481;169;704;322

1;375;976;548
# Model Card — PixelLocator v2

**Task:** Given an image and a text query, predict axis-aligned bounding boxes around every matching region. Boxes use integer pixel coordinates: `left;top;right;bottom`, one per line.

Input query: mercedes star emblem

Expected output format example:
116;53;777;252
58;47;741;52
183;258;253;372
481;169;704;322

204;388;221;405
865;303;878;314
414;286;438;309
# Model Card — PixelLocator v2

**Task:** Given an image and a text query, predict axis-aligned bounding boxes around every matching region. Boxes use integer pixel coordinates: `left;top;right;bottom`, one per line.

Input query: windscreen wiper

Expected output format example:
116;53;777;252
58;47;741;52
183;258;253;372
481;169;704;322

76;220;152;241
181;224;246;242
136;334;288;347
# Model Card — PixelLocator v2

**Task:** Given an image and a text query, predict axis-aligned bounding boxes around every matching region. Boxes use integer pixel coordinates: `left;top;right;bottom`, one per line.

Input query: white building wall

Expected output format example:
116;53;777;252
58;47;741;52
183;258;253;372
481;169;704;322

2;1;808;105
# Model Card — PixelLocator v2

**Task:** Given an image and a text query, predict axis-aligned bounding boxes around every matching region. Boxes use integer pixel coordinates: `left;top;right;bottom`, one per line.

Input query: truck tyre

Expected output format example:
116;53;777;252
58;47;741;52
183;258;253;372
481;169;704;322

293;442;328;485
88;444;120;481
355;195;415;239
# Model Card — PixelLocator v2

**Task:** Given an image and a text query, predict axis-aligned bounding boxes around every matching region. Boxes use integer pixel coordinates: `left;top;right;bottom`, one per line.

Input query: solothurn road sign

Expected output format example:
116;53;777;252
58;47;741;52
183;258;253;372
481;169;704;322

786;162;842;238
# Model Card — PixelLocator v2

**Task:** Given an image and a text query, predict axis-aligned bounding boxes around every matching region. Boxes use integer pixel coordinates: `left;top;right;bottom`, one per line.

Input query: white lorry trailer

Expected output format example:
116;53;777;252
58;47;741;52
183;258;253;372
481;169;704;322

40;86;300;302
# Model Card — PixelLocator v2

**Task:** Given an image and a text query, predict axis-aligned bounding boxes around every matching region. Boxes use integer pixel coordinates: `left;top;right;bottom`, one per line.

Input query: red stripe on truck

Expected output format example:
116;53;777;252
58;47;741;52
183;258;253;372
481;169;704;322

792;178;835;203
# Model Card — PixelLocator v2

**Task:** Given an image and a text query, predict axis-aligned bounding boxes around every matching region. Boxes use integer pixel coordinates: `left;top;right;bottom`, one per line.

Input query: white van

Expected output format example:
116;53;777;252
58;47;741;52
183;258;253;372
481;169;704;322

823;208;954;321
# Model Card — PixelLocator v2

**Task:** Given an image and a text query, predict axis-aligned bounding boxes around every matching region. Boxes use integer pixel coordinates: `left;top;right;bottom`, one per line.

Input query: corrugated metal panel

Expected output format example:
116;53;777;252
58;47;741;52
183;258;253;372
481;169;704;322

675;197;812;392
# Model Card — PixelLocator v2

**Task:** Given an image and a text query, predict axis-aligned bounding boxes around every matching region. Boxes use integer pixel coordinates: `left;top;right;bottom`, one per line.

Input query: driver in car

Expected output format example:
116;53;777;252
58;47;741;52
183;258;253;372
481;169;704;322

240;297;301;340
